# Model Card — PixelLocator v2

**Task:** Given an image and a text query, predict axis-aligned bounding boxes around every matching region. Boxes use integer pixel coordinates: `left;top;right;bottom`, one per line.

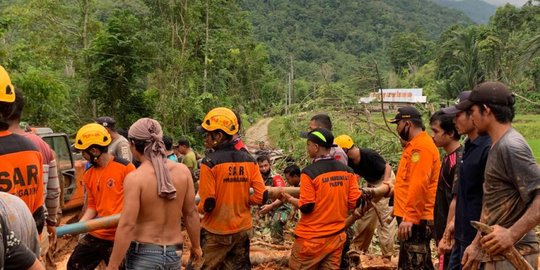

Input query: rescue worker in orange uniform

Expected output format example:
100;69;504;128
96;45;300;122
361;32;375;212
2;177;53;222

389;106;440;270
0;65;45;270
7;89;61;265
281;128;361;270
67;123;135;269
197;107;267;270
0;65;45;235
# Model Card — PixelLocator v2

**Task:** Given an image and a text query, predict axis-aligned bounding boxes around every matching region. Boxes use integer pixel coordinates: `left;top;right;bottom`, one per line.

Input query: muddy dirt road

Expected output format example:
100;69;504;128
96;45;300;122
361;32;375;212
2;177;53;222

244;117;273;149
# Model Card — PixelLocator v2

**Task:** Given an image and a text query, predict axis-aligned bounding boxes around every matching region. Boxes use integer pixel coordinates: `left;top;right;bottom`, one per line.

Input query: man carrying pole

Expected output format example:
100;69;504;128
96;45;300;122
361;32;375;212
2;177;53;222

67;123;135;269
107;118;201;269
281;128;361;270
197;107;267;270
334;134;396;260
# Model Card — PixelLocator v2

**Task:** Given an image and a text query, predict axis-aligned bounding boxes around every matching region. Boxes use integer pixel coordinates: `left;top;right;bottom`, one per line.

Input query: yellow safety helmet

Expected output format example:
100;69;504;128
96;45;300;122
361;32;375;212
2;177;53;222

74;123;112;150
200;107;239;135
334;134;354;150
0;65;15;103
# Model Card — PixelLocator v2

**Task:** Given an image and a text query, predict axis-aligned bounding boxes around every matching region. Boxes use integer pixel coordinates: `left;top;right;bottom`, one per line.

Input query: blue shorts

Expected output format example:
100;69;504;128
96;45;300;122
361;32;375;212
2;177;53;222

125;241;183;270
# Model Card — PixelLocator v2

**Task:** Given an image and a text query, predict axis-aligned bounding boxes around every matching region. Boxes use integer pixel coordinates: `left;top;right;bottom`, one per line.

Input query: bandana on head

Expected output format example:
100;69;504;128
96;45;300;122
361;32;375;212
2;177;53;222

128;118;176;199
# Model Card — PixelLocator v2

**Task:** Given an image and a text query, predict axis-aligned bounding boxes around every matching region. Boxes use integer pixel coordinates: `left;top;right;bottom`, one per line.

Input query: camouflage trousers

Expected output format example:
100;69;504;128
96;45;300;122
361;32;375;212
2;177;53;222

396;218;434;270
200;229;252;270
269;205;291;244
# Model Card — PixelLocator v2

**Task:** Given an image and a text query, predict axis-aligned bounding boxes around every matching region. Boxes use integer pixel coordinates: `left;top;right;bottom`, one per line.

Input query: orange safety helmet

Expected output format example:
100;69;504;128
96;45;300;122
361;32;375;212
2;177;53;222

200;107;239;135
0;65;15;103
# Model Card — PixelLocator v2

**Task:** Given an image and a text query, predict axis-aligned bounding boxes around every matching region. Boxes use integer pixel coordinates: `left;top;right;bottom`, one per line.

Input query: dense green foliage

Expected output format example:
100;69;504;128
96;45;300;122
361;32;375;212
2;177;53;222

0;0;282;136
0;0;538;141
432;3;540;108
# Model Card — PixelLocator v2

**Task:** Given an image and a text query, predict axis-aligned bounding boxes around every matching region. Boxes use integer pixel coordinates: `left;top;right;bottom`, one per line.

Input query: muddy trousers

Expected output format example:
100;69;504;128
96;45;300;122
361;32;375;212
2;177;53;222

67;234;116;270
352;197;396;257
200;229;251;270
484;253;538;270
289;232;346;270
39;227;49;257
397;219;434;270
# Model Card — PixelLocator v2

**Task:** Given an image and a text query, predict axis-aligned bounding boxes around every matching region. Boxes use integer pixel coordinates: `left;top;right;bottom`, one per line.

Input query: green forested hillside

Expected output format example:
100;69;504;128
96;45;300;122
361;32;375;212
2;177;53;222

433;0;498;24
241;0;540;113
240;0;472;85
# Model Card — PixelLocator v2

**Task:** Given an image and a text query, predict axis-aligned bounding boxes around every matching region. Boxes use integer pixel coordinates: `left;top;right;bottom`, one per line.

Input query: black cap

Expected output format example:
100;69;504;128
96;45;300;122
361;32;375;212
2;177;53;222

305;128;334;148
95;116;116;130
388;106;422;124
196;125;205;133
468;81;515;108
442;91;472;115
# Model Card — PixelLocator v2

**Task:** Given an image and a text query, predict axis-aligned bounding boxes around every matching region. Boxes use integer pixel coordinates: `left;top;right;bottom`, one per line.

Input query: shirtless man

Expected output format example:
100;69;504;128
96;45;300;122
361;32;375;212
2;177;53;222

107;118;201;270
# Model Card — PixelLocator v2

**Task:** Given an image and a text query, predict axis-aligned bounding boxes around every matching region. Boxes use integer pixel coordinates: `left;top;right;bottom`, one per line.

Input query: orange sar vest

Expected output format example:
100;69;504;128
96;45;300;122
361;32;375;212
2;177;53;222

0;130;44;215
198;144;266;235
295;158;361;239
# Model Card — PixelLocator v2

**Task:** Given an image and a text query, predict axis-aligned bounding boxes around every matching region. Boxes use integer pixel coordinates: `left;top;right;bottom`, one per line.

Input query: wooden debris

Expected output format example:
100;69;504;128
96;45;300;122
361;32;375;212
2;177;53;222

251;240;292;250
250;246;289;266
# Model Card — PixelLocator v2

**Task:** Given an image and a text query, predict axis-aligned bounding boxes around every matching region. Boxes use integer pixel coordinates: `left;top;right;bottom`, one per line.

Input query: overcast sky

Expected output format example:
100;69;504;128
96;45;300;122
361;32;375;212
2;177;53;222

483;0;529;6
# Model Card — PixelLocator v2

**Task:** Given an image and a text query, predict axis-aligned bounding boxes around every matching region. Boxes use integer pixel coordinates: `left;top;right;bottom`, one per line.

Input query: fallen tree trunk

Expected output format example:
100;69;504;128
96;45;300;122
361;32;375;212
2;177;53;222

266;187;300;200
250;246;290;265
251;241;292;250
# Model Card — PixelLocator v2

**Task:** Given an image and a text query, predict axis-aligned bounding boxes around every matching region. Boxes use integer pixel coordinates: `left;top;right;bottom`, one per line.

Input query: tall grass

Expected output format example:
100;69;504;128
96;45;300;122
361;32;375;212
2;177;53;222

513;115;540;163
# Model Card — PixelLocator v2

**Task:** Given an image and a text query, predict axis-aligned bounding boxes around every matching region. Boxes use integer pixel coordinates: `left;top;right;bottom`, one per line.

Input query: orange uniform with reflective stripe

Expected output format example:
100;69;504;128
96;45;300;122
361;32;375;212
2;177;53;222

198;144;266;235
84;157;135;240
295;158;361;239
394;131;440;224
0;131;44;214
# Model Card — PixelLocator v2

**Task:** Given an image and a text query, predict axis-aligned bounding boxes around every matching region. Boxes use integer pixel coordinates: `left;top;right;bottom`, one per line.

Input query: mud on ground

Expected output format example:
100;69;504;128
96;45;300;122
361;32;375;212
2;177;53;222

51;230;398;269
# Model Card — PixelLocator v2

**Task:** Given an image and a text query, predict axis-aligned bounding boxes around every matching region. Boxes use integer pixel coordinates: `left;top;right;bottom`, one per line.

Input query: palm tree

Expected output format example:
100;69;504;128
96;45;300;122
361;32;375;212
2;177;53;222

521;34;540;89
522;34;540;62
436;26;485;99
